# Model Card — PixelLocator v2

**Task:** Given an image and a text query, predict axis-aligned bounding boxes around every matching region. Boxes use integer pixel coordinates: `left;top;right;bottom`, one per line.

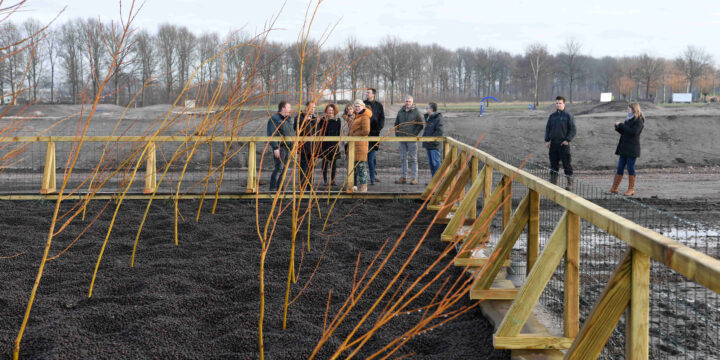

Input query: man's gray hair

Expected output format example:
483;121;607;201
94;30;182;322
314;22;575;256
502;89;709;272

405;95;414;101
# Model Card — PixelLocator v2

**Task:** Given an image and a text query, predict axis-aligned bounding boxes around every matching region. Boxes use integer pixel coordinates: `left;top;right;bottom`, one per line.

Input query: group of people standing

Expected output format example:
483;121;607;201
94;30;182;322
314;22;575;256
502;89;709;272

545;95;644;196
268;92;643;196
266;89;444;193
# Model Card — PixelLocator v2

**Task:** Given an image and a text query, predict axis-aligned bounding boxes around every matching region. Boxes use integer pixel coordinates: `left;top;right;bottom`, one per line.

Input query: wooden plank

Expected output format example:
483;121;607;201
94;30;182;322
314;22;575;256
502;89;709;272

246;141;256;193
496;212;568;337
40;141;56;194
446;137;720;295
626;249;650;360
0;193;424;201
441;166;486;242
427;204;459;212
483;163;493;207
494;336;574;350
346;141;355;193
469;156;479;219
456;180;507;259
471;288;519;300
469;193;530;289
502;176;512;229
428;155;463;206
527;189;540;275
143;142;157;194
564;211;580;338
437;162;472;219
565;250;632;359
421;145;454;200
454;257;511;267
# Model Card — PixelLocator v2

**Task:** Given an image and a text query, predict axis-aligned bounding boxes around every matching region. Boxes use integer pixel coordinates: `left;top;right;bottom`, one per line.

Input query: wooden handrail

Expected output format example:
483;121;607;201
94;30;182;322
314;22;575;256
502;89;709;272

0;136;446;142
444;136;720;294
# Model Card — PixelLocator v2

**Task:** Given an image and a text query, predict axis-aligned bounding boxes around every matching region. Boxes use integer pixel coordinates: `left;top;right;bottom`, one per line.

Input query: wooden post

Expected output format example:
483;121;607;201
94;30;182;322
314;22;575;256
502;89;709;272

443;141;451;159
565;211;580;338
527;189;540;275
626;248;650;359
495;212;567;336
502;176;512;229
40;141;56;194
346;141;355;193
566;250;632;359
483;164;492;207
246;141;257;193
143;142;157;194
470;156;479;219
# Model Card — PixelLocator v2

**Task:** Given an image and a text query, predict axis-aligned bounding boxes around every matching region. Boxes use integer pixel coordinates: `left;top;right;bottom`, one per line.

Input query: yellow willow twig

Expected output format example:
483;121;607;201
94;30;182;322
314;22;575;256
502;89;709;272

14;2;139;357
89;144;149;297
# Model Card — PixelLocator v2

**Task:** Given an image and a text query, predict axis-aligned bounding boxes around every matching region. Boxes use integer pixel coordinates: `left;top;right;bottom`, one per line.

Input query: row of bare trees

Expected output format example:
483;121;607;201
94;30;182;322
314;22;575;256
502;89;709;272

1;18;718;107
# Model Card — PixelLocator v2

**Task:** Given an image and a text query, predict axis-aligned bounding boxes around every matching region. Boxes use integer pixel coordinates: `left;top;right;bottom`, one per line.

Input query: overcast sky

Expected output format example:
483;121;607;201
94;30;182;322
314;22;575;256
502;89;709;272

11;0;720;62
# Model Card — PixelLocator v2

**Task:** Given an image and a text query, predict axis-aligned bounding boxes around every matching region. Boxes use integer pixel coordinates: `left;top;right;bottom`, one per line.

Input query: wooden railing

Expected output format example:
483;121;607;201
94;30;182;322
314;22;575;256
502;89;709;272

422;137;720;358
0;136;444;196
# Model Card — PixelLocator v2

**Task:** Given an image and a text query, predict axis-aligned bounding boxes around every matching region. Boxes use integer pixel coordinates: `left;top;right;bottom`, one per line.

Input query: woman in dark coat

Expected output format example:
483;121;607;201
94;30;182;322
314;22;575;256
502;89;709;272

609;102;645;196
318;104;342;186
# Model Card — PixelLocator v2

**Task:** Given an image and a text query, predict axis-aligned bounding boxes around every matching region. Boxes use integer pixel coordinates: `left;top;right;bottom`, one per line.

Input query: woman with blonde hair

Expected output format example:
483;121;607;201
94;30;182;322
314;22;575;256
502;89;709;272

348;99;371;192
609;102;645;196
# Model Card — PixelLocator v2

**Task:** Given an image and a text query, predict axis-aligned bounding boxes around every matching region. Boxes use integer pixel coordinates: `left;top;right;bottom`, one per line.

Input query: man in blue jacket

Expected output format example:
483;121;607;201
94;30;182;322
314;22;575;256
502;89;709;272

267;101;294;191
544;96;576;190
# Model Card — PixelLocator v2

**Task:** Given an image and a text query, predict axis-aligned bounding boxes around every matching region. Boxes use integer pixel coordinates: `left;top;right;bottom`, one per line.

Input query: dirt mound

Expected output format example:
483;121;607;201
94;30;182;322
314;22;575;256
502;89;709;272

573;101;659;115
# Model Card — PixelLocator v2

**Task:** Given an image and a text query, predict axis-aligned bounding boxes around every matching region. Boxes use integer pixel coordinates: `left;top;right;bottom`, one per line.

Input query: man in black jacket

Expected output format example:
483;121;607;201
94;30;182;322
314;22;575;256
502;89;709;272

267;101;294;191
544;96;576;190
364;88;384;185
422;102;443;176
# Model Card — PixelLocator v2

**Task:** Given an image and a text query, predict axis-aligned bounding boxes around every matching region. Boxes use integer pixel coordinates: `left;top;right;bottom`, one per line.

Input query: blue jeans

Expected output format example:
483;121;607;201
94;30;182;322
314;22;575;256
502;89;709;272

616;156;637;176
367;149;377;182
270;147;289;190
427;149;441;176
398;141;418;179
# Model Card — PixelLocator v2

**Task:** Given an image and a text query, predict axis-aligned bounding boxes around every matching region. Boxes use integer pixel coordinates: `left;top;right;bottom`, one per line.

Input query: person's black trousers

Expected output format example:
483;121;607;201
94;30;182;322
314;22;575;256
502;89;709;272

549;143;573;176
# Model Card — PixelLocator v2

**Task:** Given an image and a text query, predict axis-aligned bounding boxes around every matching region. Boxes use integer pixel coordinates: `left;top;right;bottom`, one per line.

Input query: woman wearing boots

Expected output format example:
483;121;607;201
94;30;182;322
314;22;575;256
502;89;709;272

609;102;645;196
349;99;371;192
318;103;342;187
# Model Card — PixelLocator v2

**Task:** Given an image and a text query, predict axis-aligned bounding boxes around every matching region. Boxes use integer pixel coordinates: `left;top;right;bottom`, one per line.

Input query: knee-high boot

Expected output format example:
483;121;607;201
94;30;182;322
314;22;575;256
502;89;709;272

624;175;636;196
609;174;623;194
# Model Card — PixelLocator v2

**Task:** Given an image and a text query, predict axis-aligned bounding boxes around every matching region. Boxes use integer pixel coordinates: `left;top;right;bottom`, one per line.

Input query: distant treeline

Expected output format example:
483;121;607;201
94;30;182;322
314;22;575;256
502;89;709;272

1;18;718;107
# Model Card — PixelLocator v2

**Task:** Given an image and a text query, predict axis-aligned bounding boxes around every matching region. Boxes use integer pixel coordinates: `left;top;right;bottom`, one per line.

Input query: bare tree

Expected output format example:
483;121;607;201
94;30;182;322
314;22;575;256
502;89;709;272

105;21;133;105
345;36;368;101
525;43;548;107
44;28;58;103
156;23;177;102
133;29;156;106
176;26;196;96
376;36;406;104
635;54;664;100
82;18;105;101
58;21;80;103
559;39;584;103
22;19;44;102
675;45;712;99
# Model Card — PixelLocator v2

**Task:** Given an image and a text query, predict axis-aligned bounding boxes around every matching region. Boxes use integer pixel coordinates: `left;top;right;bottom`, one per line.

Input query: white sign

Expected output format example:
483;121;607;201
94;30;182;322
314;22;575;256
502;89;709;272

672;93;692;103
600;93;612;102
184;100;196;109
